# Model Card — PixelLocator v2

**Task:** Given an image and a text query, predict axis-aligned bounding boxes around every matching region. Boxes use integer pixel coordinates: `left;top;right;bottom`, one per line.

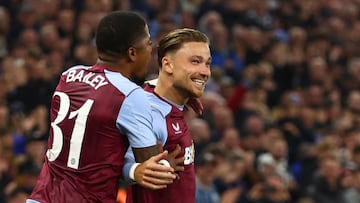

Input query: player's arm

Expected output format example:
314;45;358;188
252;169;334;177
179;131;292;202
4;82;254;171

118;88;176;188
123;146;176;190
123;142;184;188
132;145;161;162
118;88;162;159
132;144;184;174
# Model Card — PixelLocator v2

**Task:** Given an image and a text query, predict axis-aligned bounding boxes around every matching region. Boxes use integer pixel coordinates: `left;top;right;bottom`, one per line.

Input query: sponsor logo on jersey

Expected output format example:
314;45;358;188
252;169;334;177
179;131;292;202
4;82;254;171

184;143;194;165
172;122;182;134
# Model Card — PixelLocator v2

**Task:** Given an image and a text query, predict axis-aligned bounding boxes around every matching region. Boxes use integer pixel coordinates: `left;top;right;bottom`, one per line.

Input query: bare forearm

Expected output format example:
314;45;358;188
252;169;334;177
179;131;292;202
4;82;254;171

133;144;161;162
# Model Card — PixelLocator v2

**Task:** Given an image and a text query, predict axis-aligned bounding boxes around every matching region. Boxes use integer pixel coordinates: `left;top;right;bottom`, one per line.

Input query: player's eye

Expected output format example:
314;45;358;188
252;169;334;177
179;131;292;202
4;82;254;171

192;59;200;64
206;60;212;67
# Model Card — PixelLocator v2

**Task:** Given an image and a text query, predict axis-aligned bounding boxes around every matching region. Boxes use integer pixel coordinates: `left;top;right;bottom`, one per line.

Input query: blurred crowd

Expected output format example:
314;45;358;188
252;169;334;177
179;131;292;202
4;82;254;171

0;0;360;203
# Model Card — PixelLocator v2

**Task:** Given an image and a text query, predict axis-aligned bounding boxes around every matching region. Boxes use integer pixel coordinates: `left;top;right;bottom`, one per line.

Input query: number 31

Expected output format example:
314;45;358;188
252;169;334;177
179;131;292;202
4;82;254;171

46;91;94;169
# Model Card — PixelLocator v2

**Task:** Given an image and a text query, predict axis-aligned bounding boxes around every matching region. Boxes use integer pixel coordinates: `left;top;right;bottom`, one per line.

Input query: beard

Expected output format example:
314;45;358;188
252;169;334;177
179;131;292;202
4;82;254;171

174;83;204;100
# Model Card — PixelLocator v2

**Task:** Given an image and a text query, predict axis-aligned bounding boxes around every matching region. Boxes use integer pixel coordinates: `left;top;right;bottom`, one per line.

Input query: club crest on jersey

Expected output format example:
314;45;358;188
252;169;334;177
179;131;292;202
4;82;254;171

172;122;182;134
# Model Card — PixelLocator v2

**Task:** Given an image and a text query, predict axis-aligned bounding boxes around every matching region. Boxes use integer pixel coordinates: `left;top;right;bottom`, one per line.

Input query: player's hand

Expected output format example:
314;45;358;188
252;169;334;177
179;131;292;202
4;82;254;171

185;98;203;116
134;151;177;190
158;141;184;179
166;144;185;174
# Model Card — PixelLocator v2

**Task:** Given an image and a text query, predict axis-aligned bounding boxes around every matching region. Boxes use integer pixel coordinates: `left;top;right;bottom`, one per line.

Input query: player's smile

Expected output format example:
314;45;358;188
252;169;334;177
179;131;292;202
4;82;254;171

192;78;206;87
191;78;207;91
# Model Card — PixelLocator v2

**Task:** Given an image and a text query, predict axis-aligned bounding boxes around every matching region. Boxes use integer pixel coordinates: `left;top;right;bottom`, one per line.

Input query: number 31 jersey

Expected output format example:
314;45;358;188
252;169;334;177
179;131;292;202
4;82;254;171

28;64;156;203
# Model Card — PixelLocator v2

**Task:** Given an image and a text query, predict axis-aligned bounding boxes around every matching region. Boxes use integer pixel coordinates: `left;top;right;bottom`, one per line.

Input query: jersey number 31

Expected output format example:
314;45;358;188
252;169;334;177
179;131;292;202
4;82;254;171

46;91;94;169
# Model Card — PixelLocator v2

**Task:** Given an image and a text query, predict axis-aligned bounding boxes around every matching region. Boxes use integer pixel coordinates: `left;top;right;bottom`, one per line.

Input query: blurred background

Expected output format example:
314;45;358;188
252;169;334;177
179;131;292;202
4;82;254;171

0;0;360;203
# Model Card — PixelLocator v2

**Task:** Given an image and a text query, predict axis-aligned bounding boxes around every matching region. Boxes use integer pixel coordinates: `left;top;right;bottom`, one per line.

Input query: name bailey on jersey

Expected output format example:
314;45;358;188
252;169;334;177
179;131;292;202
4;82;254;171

66;69;109;90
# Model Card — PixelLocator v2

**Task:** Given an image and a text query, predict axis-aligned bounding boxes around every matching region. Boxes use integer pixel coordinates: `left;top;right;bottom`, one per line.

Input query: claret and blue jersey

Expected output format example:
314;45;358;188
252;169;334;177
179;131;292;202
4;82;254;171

27;64;157;203
124;85;196;203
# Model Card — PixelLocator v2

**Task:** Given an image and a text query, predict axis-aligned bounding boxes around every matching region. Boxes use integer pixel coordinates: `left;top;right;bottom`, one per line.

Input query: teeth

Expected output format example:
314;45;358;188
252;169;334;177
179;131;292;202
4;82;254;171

193;79;204;85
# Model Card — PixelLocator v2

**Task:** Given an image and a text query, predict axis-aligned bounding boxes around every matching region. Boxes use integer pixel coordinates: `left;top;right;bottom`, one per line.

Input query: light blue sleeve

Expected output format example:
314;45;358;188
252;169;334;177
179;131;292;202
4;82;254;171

122;147;136;184
147;93;171;145
123;146;136;183
122;98;169;183
117;88;157;148
151;107;168;145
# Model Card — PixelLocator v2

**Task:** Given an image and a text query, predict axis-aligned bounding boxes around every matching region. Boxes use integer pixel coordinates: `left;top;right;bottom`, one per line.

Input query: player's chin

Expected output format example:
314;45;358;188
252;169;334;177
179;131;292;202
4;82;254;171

190;89;205;98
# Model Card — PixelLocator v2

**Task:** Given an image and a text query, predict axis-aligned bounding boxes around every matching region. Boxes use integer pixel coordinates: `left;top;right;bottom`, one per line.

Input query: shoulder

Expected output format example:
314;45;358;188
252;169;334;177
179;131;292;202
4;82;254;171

104;70;141;96
146;93;172;118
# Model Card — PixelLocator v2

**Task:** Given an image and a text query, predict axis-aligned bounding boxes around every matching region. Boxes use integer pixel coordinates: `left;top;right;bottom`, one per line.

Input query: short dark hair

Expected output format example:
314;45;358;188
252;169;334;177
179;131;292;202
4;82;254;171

95;11;147;59
157;28;209;67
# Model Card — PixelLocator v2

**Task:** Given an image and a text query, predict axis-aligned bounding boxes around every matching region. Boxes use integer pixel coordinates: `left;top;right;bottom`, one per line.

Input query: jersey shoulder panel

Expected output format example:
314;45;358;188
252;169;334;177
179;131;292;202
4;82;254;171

104;69;140;96
146;92;172;118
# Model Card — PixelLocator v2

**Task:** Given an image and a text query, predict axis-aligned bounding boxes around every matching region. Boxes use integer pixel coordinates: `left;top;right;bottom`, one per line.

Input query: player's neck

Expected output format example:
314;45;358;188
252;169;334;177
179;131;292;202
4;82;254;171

96;59;131;77
155;77;188;106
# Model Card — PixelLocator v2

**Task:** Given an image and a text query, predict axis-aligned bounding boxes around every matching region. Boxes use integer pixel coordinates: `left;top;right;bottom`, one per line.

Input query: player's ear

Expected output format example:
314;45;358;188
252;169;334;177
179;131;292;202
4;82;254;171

128;47;136;62
162;57;173;74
